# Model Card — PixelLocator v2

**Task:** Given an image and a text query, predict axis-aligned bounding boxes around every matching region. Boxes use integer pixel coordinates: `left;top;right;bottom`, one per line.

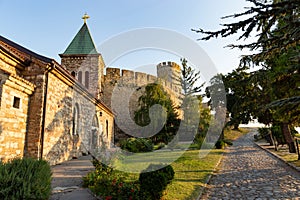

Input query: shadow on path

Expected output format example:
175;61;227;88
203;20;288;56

50;155;97;200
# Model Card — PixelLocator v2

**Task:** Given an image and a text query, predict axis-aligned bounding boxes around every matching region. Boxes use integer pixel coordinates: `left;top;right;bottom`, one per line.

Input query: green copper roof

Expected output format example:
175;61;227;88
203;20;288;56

62;23;98;55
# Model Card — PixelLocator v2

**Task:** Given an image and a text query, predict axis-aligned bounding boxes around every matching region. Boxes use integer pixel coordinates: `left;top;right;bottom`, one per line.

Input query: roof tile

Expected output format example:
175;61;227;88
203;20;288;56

62;23;98;55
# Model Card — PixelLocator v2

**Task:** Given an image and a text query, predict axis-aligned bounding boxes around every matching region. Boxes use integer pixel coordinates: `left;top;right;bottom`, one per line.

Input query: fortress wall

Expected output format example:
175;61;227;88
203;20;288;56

103;62;182;93
104;67;120;79
102;63;183;143
121;69;135;85
102;64;182;108
147;74;157;83
135;72;148;86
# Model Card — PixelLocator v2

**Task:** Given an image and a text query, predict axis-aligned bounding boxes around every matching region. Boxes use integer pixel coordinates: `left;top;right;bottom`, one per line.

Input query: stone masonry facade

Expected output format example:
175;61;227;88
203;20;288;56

0;35;114;165
60;55;105;99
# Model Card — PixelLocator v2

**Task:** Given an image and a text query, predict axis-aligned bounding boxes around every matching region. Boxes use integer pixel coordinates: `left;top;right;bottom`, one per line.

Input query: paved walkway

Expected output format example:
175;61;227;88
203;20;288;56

50;155;97;200
202;131;300;200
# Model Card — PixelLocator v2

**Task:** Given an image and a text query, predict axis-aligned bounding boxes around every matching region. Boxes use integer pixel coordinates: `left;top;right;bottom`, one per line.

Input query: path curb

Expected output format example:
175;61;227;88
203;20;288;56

196;149;226;200
254;141;300;173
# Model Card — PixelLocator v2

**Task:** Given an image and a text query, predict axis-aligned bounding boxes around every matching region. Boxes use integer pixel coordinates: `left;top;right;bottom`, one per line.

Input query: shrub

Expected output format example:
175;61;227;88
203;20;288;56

271;125;285;145
0;157;52;200
258;127;270;137
192;133;206;149
120;138;153;153
83;159;140;200
155;142;166;150
85;173;140;200
215;140;225;149
223;139;233;146
139;164;175;200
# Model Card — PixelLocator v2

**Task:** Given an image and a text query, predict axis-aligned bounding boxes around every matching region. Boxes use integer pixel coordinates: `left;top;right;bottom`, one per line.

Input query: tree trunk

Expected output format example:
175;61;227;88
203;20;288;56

268;130;274;146
273;136;278;151
281;123;296;153
219;128;225;141
232;123;239;130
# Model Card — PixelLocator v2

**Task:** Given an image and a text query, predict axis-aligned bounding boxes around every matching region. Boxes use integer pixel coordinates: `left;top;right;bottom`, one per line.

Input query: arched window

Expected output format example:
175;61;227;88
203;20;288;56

92;115;99;129
71;71;76;77
72;104;79;135
78;71;82;83
91;115;99;147
85;71;89;89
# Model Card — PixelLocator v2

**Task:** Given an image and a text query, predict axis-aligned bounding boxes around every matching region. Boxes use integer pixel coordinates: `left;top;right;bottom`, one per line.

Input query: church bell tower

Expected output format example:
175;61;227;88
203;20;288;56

59;14;105;98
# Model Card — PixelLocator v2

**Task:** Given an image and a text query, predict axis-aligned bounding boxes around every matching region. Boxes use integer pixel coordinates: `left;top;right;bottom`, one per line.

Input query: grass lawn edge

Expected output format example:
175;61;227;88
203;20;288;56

194;150;225;200
254;141;300;173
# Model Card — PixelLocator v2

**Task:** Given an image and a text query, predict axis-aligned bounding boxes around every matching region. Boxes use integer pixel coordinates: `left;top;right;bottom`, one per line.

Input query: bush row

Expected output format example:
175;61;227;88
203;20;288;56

84;159;175;200
120;138;153;153
0;157;52;200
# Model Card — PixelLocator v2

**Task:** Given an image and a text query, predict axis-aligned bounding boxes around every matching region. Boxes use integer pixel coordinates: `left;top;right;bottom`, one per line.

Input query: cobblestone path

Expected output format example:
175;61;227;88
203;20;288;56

202;131;300;200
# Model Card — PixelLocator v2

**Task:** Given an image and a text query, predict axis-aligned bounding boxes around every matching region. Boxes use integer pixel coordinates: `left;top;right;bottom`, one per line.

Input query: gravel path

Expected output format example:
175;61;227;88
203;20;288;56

202;131;300;200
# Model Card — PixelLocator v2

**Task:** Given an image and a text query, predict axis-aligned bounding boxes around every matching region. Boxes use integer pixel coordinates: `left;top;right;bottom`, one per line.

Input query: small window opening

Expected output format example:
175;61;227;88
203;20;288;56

85;71;89;89
13;96;20;109
78;71;82;83
71;71;76;77
106;120;109;138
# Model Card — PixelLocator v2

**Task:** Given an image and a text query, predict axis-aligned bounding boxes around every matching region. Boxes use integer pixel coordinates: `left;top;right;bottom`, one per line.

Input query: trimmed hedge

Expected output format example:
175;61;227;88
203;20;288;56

139;164;175;200
215;140;225;149
0;157;52;200
83;159;140;200
120;138;153;153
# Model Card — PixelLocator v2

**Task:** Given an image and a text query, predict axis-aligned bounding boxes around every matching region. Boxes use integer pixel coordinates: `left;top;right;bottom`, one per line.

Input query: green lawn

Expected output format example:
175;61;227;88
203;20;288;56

265;145;300;168
112;148;224;200
224;127;252;142
89;128;251;199
164;149;224;200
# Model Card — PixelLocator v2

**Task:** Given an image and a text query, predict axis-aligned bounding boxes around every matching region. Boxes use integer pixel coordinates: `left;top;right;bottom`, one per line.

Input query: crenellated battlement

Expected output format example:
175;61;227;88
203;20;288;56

102;62;183;110
157;61;181;72
105;67;121;80
104;68;159;87
104;61;181;88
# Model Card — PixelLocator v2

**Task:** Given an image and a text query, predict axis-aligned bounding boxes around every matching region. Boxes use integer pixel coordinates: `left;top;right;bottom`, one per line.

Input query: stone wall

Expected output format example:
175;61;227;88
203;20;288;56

60;55;105;99
0;70;35;162
0;40;26;76
102;62;183;142
42;69;114;165
0;45;114;165
101;66;181;108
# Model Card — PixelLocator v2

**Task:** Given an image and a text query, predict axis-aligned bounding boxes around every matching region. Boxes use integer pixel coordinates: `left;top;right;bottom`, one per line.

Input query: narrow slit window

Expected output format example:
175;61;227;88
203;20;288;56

78;71;82;83
85;71;89;89
106;120;109;138
13;96;20;109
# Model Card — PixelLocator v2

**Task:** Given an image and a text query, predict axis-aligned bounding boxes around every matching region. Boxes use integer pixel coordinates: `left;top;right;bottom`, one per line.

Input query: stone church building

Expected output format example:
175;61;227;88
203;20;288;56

0;17;114;165
0;15;182;165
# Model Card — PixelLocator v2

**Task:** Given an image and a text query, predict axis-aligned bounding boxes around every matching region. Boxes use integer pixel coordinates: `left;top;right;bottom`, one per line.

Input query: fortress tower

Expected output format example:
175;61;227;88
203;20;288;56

157;61;182;95
59;14;105;98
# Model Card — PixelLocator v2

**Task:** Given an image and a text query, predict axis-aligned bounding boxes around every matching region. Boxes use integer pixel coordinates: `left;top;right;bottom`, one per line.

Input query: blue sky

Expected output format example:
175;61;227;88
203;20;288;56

0;0;253;75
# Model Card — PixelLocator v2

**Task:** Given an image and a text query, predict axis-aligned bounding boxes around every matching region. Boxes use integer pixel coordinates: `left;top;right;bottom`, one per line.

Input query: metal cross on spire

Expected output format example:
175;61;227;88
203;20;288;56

82;13;90;23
